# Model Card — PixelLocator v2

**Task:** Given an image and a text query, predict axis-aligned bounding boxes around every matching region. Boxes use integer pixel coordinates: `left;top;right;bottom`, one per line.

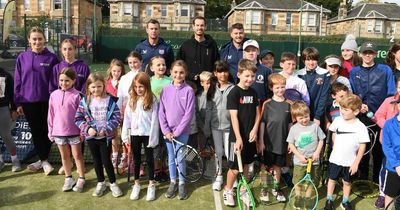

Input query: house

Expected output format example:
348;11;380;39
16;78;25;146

108;0;206;31
225;0;331;35
0;0;102;36
327;2;400;39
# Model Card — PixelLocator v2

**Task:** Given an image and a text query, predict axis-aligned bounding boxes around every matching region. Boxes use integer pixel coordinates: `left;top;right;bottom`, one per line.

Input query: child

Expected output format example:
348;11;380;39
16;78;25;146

278;52;310;106
385;43;400;82
159;60;195;200
325;82;350;129
322;55;351;91
259;73;292;202
295;47;330;126
50;39;91;93
223;59;261;207
382;99;400;209
75;73;123;197
324;94;370;210
286;101;325;209
210;60;235;191
259;49;275;71
117;52;143;173
48;67;85;192
340;34;360;78
242;39;272;102
0;67;21;172
121;72;159;201
105;59;125;169
196;71;214;148
149;56;172;182
349;41;396;182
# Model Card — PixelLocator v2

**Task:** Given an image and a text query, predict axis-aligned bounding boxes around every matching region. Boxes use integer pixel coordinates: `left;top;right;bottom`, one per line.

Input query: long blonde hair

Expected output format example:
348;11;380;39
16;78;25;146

129;72;153;111
106;59;125;80
85;73;107;105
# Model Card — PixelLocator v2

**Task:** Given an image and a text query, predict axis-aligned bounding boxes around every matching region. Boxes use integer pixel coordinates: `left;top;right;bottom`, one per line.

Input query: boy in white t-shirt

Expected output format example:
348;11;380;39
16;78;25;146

324;94;370;210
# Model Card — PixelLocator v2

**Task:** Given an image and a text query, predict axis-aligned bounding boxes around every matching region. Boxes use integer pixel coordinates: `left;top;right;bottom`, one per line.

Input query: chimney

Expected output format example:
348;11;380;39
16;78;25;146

231;0;236;9
338;0;347;20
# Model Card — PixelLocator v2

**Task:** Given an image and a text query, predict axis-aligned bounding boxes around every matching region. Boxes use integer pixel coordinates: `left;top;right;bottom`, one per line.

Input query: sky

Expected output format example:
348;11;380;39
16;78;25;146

352;0;400;5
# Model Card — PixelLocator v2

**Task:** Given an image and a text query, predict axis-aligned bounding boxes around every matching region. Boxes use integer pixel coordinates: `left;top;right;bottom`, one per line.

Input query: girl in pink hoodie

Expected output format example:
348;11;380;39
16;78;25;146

48;67;85;192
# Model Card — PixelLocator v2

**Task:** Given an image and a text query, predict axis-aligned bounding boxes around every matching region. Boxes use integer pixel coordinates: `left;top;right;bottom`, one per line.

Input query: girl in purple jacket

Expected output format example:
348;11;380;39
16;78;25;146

159;60;195;200
48;67;85;192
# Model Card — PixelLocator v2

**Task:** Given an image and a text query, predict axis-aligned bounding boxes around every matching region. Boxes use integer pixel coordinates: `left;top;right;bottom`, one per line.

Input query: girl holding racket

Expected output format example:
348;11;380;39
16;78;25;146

159;60;195;200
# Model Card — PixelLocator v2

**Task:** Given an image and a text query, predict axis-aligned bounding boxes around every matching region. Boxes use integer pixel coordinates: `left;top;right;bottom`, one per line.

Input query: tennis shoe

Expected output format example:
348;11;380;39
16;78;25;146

240;190;252;208
178;184;188;200
374;196;385;209
72;178;85;192
259;188;269;202
130;184;141;200
0;161;5;172
275;189;286;202
212;175;223;191
110;183;123;197
27;160;42;172
146;184;156;201
340;201;352;210
324;200;334;210
165;182;177;198
62;177;76;191
42;161;54;175
58;161;74;175
92;182;106;197
223;189;235;207
11;158;22;172
294;196;303;209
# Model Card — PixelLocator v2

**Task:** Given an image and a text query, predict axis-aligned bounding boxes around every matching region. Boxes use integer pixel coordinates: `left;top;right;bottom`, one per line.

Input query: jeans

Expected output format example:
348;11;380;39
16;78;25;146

165;134;188;184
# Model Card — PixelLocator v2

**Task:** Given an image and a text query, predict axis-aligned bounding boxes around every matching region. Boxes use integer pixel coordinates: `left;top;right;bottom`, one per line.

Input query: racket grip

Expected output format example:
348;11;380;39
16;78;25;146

236;152;244;173
127;128;131;144
307;158;312;173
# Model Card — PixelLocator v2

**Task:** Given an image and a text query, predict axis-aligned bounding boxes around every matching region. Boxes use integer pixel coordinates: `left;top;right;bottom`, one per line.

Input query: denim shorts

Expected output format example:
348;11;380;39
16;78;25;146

54;136;81;145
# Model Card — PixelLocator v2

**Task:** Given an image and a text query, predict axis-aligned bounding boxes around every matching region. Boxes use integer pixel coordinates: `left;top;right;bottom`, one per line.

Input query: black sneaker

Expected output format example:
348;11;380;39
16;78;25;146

294;196;303;209
324;200;334;210
154;172;162;182
341;201;353;210
178;184;188;200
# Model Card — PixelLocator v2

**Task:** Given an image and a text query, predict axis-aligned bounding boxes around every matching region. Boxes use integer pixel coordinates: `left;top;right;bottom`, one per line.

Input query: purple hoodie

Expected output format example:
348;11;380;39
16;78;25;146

158;82;195;137
50;59;90;93
14;48;58;106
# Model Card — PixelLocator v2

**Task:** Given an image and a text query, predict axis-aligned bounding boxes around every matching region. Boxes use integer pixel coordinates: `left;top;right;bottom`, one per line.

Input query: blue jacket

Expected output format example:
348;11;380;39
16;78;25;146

220;38;249;83
251;63;273;102
350;64;396;113
382;114;400;173
134;37;174;70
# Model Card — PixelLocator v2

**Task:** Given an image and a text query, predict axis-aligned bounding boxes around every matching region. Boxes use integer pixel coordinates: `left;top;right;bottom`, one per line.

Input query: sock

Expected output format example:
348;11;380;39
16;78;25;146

11;155;18;161
0;155;3;162
342;196;349;203
66;175;72;178
112;152;118;158
79;177;85;179
327;195;333;201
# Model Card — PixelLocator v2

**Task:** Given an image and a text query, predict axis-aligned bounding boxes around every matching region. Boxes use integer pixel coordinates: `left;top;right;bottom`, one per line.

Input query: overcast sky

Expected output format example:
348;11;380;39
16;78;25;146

352;0;399;5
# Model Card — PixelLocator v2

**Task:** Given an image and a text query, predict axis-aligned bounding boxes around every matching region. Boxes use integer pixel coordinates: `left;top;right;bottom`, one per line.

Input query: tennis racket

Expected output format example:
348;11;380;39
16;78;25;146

351;180;380;198
320;130;332;186
288;158;318;210
285;88;303;102
236;152;256;210
169;137;204;183
364;124;378;155
386;195;400;210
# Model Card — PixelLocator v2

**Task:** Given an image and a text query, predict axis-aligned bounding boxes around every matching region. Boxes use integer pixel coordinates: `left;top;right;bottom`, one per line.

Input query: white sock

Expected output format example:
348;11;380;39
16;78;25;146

11;155;18;161
0;155;3;162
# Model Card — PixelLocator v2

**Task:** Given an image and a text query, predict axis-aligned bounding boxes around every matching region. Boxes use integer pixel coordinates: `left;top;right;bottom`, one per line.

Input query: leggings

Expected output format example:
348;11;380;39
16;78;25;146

22;102;52;161
131;136;154;181
87;139;116;183
166;134;189;184
0;106;17;156
211;129;230;175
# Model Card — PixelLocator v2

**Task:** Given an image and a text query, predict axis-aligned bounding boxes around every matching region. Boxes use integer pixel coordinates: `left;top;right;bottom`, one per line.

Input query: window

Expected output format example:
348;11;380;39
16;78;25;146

54;0;62;10
374;20;382;33
38;0;44;11
146;5;152;16
24;0;30;10
133;3;138;17
286;12;292;25
0;0;7;9
181;5;189;16
123;3;132;15
308;13;316;26
367;20;373;32
245;11;262;24
391;22;396;34
161;5;167;17
301;13;306;26
271;12;277;25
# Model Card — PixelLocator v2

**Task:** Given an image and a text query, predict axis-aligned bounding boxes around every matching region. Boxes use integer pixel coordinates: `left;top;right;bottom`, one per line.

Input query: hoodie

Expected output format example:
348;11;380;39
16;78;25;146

177;34;219;80
0;68;16;110
134;37;174;70
210;82;235;130
14;48;58;106
50;59;90;93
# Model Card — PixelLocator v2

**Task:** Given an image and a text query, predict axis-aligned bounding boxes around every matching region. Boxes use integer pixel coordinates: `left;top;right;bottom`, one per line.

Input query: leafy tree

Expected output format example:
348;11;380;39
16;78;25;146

205;0;247;18
306;0;354;18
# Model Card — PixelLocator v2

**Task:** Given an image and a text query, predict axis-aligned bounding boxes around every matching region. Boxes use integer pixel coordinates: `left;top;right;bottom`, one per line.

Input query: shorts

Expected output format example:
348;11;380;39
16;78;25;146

328;162;353;183
383;169;400;197
54;136;81;146
292;164;321;184
262;152;286;167
227;141;257;170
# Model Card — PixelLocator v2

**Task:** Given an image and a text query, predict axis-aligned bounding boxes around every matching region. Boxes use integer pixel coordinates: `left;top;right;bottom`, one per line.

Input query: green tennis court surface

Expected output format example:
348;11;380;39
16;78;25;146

0;163;376;210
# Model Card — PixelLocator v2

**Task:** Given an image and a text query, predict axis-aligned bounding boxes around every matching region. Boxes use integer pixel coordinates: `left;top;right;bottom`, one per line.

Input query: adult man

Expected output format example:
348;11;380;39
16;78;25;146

220;23;248;84
134;19;174;72
177;16;219;84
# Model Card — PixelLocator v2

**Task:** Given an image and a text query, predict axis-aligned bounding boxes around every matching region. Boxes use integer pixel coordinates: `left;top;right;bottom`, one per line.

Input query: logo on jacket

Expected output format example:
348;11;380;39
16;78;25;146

159;49;165;55
239;96;253;104
316;78;323;85
256;75;264;83
227;55;232;60
142;50;147;54
40;63;50;67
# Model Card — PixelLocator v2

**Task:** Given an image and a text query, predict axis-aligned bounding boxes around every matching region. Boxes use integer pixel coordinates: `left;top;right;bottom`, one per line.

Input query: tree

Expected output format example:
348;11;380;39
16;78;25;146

305;0;350;18
205;0;247;18
355;0;379;6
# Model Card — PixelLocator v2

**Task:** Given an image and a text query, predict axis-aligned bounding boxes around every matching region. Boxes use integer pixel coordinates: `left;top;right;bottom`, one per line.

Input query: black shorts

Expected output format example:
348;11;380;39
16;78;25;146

383;170;400;197
328;162;353;182
262;152;286;167
227;141;257;170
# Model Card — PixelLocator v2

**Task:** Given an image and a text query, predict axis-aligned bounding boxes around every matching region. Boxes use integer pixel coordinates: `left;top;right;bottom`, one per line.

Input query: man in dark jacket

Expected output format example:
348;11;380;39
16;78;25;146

177;16;219;85
134;19;174;73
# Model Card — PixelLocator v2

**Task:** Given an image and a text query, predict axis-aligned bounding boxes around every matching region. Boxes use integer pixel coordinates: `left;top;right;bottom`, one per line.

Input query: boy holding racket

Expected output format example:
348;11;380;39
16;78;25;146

287;101;325;209
223;59;261;207
324;94;369;210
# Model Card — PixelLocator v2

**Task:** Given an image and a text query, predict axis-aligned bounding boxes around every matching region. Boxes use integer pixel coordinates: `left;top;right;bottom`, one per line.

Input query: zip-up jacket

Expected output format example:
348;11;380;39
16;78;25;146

220;38;249;83
350;63;396;113
196;91;212;137
50;59;90;93
75;95;121;141
177;34;219;80
0;68;16;110
134;37;174;70
374;96;398;143
158;82;195;137
382;114;400;173
210;83;235;130
14;48;58;106
48;87;81;141
252;63;273;101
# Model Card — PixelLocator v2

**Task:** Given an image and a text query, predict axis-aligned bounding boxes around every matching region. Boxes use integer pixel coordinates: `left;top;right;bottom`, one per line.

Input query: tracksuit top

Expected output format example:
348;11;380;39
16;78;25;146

50;59;90;93
219;38;248;83
134;37;174;70
382;114;400;173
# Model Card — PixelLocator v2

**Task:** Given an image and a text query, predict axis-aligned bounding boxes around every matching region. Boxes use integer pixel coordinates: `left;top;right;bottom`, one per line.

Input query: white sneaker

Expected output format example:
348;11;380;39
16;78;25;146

146;184;156;201
110;183;123;197
42;161;54;175
11;158;22;172
27;160;42;172
259;188;269;202
72;178;85;193
212;175;223;191
130;184;141;200
92;182;106;197
275;189;286;202
62;177;76;191
223;189;236;207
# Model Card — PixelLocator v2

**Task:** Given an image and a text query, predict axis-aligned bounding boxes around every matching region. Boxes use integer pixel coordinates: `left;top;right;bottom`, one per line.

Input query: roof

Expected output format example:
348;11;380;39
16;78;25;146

225;0;331;19
107;0;206;4
328;3;400;23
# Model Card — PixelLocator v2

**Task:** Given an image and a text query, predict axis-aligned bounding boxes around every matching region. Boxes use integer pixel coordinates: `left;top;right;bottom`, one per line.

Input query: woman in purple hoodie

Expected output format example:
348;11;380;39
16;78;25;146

14;26;58;175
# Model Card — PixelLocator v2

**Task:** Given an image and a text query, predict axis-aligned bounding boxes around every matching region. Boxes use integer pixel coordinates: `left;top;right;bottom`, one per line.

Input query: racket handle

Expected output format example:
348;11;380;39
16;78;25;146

307;158;312;173
236;152;243;173
127;128;131;144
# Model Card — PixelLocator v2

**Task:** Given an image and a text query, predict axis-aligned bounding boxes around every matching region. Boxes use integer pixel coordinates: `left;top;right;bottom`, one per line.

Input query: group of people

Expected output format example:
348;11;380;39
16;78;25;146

0;15;399;210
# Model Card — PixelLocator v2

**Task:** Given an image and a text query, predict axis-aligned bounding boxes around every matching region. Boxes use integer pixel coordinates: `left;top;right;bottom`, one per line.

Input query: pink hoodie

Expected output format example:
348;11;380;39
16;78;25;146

374;96;399;143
